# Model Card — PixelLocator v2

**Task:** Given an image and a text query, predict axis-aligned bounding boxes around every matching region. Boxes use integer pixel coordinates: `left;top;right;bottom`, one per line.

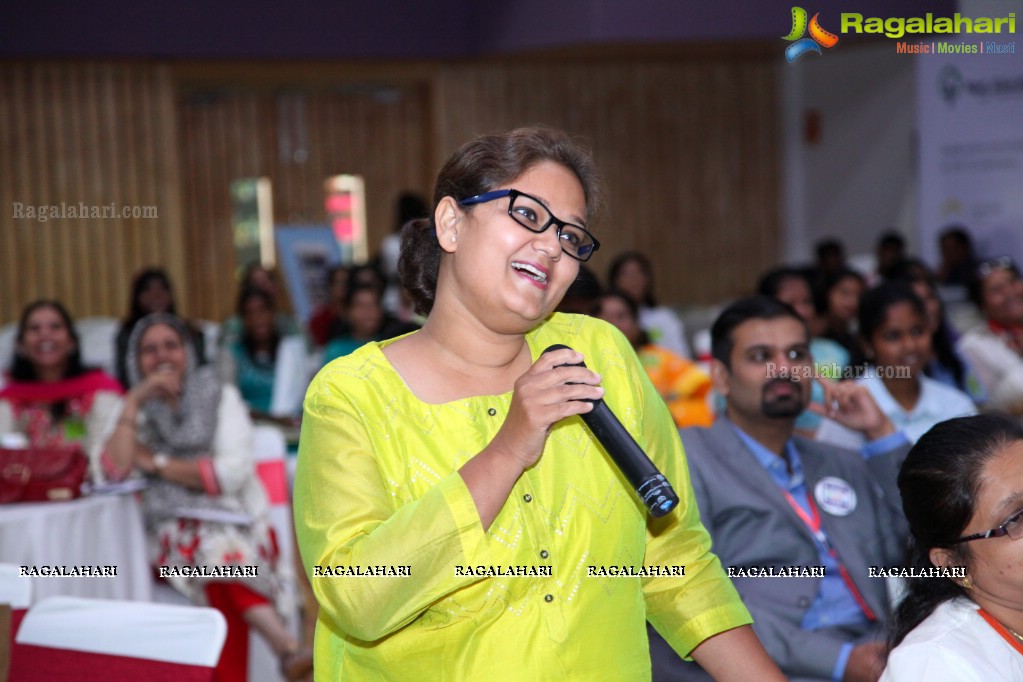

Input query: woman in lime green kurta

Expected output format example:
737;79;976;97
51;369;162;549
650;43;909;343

293;126;784;681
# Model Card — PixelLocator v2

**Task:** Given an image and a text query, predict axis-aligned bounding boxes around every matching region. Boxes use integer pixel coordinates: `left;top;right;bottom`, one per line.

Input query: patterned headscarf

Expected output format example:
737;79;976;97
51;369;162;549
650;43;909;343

125;313;221;457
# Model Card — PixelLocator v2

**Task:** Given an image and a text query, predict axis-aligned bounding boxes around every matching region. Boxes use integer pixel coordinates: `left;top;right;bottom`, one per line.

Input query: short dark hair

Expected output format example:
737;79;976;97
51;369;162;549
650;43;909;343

890;414;1023;648
399;126;601;316
939;225;973;250
710;296;808;369
877;230;905;250
815;238;845;261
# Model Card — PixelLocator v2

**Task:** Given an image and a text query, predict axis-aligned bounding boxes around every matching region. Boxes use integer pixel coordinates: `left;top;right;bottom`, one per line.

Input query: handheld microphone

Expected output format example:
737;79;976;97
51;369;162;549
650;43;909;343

543;344;679;517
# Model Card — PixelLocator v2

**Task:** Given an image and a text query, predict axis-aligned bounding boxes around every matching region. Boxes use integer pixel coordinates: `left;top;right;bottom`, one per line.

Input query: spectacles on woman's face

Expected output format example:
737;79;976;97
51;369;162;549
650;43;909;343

977;256;1018;280
458;188;599;262
952;508;1023;544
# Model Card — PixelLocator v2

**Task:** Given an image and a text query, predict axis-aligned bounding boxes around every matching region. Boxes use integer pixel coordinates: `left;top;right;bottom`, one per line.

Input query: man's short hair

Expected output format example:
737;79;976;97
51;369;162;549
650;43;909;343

711;296;809;369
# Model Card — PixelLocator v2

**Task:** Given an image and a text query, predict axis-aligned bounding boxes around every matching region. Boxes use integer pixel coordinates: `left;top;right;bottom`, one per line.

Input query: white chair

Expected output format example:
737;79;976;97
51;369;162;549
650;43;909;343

15;595;225;666
75;316;121;377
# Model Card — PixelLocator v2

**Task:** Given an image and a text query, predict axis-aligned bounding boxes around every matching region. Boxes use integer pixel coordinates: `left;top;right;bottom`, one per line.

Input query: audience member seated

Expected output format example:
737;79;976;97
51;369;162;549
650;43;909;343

817;283;976;448
757;266;850;436
649;296;910;682
217;287;307;423
608;251;691;358
597;290;713;428
813;238;848;282
882;414;1023;680
307;265;350;348
94;313;311;682
114;267;206;387
321;283;394;364
221;263;302;349
556;264;603;316
0;300;121;450
957;257;1023;413
817;267;868;370
935;225;981;290
873;231;907;284
890;261;986;404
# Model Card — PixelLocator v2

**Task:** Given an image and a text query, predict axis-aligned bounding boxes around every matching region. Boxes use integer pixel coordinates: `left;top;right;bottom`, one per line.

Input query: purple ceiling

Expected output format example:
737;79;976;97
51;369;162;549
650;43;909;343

2;0;959;59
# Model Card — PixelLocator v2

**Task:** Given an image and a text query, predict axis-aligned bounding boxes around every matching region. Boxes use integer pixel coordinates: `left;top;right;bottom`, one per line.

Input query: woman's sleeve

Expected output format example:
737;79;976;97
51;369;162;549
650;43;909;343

293;372;493;642
605;331;750;657
84;391;126;483
957;331;1023;410
209;385;256;496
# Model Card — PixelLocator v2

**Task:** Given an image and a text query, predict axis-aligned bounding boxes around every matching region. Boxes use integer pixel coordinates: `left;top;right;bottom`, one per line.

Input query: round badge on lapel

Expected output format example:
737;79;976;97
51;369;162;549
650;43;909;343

814;477;857;516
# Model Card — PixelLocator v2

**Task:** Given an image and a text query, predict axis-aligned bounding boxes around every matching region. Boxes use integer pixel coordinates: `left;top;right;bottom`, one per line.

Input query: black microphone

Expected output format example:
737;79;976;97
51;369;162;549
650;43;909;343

543;344;679;517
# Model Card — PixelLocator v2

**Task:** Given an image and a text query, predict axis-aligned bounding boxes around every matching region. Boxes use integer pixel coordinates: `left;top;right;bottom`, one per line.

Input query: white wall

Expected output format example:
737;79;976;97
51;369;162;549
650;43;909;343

781;41;919;268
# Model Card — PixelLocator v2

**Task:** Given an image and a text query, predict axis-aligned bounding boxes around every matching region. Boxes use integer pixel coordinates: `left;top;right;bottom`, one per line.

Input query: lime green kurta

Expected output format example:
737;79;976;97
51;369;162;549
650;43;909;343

294;313;750;680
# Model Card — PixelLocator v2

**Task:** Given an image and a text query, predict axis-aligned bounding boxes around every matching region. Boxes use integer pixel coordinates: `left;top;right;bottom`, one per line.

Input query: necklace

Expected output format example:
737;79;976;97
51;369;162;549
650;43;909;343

1010;627;1023;644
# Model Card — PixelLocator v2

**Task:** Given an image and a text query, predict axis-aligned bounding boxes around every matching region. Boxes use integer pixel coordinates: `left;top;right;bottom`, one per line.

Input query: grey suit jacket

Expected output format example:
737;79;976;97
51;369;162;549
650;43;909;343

649;419;909;681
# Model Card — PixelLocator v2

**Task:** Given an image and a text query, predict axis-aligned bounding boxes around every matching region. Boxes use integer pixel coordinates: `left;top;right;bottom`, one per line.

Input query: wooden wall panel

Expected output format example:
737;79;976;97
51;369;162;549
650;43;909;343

0;62;185;325
177;83;431;322
432;56;780;306
2;52;778;325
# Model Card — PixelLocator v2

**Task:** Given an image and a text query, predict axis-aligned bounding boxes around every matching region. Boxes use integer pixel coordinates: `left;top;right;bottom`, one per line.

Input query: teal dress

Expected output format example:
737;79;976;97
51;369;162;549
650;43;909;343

229;342;275;414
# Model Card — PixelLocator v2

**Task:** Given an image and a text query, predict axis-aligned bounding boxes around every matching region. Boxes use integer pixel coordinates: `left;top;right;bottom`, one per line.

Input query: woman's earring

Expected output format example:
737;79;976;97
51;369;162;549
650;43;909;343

961;576;973;590
450;236;456;243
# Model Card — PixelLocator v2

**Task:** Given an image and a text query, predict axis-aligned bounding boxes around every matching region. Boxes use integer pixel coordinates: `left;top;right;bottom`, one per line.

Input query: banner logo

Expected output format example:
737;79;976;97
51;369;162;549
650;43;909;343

783;7;839;63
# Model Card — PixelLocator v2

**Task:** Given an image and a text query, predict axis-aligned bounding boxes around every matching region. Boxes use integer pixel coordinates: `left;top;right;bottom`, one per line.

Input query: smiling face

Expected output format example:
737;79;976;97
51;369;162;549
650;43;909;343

437;161;586;333
18;305;75;379
137;323;187;381
981;268;1023;327
866;301;931;377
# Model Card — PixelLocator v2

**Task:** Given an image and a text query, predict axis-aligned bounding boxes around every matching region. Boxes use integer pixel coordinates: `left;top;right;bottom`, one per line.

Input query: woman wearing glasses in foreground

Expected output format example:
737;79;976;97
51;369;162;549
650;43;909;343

294;127;784;680
882;414;1023;680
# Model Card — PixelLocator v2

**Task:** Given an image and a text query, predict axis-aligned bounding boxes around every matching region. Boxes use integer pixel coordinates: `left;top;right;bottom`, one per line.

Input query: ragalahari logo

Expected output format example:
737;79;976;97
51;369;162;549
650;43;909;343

783;7;839;62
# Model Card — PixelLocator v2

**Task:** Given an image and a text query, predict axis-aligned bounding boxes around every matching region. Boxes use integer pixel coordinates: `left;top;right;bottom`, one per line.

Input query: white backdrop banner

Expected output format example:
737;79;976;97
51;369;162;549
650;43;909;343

917;45;1023;268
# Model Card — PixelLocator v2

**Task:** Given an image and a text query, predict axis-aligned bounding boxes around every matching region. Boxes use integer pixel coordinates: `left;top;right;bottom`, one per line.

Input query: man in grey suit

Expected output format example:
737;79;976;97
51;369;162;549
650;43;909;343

650;296;910;682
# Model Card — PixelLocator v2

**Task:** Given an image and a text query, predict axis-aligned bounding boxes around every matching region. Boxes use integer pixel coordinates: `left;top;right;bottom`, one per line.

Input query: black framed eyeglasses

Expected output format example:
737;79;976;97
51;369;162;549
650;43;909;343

951;508;1023;544
458;188;600;262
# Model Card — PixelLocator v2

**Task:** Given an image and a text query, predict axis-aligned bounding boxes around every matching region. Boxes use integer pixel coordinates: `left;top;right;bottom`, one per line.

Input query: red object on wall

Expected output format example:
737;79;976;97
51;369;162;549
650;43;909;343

804;109;821;145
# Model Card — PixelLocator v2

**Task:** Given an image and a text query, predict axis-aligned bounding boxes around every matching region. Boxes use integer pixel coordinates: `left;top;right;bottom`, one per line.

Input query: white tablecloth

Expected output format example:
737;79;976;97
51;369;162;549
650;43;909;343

0;494;152;604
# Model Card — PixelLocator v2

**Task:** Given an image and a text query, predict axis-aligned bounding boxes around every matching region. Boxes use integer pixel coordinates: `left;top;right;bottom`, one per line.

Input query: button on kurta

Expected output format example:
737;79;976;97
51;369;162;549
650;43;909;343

544;594;554;603
487;408;497;416
523;494;532;502
539;550;549;559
